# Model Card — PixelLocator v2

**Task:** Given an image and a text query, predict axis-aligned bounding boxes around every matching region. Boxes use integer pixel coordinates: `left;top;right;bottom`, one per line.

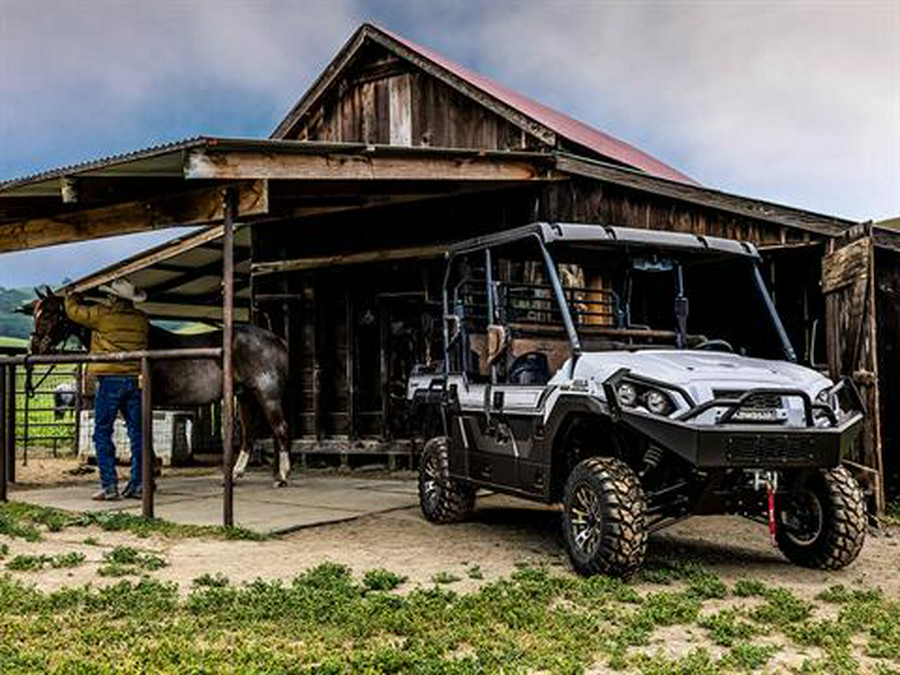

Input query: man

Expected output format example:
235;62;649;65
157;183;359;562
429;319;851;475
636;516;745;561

65;279;149;501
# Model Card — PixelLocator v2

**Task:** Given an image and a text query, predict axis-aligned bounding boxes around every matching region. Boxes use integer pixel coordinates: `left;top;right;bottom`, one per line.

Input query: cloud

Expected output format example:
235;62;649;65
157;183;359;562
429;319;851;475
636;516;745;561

0;0;360;176
442;0;899;220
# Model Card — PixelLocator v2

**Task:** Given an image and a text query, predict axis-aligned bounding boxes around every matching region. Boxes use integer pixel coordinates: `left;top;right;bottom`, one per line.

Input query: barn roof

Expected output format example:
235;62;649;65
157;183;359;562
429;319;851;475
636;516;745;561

272;24;696;185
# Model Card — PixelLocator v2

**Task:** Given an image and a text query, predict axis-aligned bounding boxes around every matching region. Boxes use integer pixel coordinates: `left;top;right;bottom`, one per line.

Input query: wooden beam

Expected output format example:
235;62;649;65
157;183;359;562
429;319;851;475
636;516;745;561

252;243;448;276
0;181;267;254
145;258;251;297
185;149;550;182
70;225;234;293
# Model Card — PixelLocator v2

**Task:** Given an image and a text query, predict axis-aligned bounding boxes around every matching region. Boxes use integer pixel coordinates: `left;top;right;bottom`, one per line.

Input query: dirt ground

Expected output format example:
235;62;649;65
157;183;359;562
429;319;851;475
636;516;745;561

4;484;897;597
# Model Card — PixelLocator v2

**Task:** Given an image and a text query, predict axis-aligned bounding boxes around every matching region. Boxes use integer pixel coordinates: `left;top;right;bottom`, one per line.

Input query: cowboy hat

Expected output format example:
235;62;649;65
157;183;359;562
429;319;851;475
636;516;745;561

98;278;147;303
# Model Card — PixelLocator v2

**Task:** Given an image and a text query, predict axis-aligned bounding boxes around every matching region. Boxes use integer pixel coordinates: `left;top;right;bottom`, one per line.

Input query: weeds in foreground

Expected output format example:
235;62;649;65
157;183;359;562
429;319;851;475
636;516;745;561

97;546;167;577
6;551;85;572
0;560;896;674
0;502;268;542
362;568;406;591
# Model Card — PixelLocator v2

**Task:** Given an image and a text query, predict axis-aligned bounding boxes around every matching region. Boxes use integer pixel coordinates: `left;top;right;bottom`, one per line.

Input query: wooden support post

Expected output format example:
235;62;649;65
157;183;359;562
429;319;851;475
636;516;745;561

0;364;7;502
222;188;237;528
141;357;154;519
6;365;15;481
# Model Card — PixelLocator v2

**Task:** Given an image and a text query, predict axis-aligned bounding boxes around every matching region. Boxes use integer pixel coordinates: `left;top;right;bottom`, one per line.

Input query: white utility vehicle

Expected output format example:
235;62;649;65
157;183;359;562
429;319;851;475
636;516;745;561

409;223;866;577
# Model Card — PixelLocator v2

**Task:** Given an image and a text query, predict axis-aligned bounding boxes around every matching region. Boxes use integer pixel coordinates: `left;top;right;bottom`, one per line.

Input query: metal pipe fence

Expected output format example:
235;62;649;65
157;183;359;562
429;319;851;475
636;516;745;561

0;348;222;519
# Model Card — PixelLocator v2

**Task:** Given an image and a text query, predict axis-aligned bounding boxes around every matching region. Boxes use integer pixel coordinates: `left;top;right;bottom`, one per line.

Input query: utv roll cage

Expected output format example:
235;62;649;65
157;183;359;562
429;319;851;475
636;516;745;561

440;222;798;380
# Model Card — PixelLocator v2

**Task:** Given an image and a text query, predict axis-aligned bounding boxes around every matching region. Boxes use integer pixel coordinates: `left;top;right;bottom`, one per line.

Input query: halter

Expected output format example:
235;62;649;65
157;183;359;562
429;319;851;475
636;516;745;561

27;298;80;399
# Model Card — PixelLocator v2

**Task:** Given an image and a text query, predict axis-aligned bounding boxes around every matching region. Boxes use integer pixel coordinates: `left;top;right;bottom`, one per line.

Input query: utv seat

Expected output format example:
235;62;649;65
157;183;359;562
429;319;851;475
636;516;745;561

508;352;551;385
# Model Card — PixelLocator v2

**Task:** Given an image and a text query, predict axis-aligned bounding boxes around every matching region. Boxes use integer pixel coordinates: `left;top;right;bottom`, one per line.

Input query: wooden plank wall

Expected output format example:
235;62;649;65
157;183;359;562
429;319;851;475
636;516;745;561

285;47;543;152
539;178;814;247
822;234;883;506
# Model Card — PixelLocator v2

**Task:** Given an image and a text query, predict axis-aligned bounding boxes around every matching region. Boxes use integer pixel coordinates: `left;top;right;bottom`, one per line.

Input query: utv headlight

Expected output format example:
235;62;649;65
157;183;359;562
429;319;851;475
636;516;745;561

644;389;674;416
617;382;639;407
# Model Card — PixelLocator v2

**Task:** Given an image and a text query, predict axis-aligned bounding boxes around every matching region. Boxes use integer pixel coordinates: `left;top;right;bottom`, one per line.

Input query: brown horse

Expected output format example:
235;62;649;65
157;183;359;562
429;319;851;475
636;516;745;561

30;288;292;486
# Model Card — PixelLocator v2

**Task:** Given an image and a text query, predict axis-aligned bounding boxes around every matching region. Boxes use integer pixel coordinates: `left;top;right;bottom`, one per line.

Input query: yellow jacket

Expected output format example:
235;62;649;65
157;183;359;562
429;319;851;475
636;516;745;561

64;295;149;378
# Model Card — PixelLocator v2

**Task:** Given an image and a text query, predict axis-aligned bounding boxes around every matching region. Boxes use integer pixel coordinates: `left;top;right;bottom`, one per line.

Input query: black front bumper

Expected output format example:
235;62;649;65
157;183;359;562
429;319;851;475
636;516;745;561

616;408;862;468
603;370;864;469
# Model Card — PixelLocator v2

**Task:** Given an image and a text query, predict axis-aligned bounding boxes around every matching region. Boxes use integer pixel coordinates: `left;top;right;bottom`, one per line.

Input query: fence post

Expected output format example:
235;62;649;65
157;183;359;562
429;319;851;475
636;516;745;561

4;365;13;484
141;357;154;518
0;364;7;502
222;187;236;528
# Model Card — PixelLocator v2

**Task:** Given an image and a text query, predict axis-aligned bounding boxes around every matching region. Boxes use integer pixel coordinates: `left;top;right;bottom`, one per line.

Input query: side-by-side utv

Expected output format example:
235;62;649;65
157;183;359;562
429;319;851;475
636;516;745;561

409;223;867;577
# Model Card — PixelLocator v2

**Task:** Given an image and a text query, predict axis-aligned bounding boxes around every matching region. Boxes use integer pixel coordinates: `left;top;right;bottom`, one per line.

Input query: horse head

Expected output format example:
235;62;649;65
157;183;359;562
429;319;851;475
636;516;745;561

30;286;74;354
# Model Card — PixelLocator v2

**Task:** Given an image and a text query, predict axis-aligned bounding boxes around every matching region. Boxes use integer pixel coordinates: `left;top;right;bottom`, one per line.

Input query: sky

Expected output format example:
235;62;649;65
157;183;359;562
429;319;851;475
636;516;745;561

0;0;897;288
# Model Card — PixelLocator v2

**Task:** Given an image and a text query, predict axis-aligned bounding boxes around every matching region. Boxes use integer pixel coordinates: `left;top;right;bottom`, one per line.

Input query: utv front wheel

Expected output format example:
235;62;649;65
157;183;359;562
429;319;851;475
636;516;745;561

775;465;866;570
418;437;475;523
562;457;647;578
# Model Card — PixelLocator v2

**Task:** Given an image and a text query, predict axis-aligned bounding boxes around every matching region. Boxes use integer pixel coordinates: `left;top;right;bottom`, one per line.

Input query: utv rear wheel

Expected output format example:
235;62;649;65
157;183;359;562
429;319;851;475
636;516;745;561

775;465;866;570
418;437;475;523
562;457;647;578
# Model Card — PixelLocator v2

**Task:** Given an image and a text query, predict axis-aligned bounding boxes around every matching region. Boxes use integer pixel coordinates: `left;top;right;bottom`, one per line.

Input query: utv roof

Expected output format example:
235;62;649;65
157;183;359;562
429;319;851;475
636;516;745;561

448;222;760;259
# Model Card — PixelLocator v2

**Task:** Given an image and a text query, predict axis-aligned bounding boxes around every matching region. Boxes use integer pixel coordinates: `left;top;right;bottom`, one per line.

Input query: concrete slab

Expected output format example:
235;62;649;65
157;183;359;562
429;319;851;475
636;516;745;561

9;471;421;535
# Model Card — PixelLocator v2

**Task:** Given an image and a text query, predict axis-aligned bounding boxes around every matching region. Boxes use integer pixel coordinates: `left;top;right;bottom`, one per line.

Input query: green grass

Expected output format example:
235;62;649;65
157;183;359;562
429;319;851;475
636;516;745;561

0;336;27;348
0;502;269;542
6;551;85;572
97;546;167;577
0;562;896;673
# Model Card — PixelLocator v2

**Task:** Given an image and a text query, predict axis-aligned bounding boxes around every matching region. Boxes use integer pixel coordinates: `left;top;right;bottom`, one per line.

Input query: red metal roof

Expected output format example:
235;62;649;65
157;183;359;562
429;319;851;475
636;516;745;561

376;25;697;185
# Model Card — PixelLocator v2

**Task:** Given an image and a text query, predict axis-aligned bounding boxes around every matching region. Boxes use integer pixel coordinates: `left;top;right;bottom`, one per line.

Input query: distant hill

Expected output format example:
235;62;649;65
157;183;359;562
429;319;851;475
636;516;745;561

0;287;35;340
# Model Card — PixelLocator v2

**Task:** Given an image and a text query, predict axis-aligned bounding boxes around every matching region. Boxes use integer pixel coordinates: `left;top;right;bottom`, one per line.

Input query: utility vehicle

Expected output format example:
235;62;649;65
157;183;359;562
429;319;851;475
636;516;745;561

409;223;867;577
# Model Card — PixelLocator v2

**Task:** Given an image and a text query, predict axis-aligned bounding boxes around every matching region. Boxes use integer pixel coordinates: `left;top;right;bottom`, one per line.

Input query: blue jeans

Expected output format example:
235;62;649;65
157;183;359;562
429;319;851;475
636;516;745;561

93;376;142;492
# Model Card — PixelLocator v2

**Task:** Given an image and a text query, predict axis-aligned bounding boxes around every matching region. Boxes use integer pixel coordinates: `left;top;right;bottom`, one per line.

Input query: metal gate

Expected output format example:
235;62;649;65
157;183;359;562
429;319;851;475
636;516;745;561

15;364;83;462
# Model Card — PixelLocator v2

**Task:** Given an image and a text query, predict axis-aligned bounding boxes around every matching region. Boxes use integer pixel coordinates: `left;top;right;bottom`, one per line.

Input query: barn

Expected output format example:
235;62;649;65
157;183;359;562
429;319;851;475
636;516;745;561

1;24;897;509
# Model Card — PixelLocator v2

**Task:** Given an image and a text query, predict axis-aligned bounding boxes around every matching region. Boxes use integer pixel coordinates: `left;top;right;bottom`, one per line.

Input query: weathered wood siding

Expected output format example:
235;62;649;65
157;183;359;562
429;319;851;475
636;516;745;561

283;47;544;152
822;232;883;504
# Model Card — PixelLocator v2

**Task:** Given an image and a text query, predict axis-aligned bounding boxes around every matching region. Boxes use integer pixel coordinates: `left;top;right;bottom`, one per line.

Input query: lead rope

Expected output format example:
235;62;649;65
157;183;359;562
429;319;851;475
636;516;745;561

26;331;76;398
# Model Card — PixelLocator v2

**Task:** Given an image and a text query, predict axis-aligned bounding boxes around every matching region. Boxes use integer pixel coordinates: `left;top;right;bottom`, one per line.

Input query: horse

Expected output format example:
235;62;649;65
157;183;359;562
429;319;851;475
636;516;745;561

29;287;292;487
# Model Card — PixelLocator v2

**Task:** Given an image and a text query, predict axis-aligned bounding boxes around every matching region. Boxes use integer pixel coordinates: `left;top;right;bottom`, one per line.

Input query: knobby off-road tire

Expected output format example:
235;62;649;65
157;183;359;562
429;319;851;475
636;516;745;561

562;457;647;578
418;436;476;523
775;465;866;570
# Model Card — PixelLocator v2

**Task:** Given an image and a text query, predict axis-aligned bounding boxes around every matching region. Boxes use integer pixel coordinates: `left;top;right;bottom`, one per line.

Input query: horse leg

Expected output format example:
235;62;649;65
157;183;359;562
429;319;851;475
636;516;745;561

257;397;290;488
231;395;253;481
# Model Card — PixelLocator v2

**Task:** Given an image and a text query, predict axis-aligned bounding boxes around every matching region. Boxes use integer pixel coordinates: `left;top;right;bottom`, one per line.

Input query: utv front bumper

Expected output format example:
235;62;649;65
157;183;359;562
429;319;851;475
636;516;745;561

603;371;864;469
